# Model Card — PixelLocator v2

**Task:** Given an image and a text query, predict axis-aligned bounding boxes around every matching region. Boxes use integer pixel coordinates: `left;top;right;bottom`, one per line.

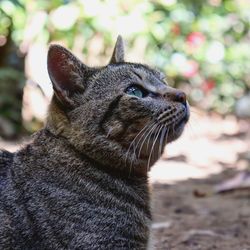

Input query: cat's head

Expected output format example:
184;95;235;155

47;36;189;176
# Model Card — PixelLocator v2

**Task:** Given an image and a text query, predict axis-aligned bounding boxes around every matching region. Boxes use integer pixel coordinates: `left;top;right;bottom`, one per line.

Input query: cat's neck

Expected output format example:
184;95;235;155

16;129;151;217
45;95;71;137
24;128;149;187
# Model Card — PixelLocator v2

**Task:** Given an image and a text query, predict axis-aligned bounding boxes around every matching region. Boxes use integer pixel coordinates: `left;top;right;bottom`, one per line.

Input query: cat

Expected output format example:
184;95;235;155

0;36;189;249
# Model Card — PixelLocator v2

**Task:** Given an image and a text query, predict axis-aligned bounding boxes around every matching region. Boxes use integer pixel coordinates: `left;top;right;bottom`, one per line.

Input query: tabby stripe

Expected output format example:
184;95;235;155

99;95;123;132
37;173;150;221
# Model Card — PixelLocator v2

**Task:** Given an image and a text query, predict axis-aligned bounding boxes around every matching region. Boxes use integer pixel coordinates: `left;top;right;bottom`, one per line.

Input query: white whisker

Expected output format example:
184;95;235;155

133;122;157;158
137;123;159;160
129;122;157;175
158;124;168;159
147;124;164;171
125;121;153;168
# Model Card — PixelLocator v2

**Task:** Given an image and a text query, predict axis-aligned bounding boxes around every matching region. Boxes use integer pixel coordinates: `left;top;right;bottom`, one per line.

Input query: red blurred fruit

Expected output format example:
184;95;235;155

182;60;199;78
171;23;181;36
202;79;216;93
186;32;205;48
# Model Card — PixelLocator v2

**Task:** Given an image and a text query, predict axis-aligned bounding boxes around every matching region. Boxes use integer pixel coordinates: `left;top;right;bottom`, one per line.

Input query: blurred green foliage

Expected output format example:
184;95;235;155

0;3;24;138
0;68;24;137
0;0;250;126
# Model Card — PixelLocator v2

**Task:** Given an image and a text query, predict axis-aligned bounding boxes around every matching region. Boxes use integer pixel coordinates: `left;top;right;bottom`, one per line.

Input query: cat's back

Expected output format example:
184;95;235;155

0;149;33;249
0;149;15;213
0;149;14;200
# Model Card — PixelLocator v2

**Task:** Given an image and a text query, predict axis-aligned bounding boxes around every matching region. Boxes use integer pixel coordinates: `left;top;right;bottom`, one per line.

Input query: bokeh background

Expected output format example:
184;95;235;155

1;0;250;137
1;0;250;249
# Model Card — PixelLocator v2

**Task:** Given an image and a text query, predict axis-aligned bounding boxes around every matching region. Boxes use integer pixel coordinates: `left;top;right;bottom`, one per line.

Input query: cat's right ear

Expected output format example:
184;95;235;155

47;45;87;107
109;35;125;64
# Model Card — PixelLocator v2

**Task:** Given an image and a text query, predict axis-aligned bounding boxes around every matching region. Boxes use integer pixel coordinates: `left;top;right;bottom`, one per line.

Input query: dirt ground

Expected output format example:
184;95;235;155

1;110;250;250
151;171;250;250
150;111;250;250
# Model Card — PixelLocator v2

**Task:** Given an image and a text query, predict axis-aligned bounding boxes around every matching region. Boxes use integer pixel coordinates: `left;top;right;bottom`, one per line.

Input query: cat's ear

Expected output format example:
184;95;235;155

47;45;87;107
109;35;125;64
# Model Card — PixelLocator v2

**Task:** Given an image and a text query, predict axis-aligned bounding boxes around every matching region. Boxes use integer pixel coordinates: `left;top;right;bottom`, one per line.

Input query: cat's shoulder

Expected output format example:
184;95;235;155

0;150;13;170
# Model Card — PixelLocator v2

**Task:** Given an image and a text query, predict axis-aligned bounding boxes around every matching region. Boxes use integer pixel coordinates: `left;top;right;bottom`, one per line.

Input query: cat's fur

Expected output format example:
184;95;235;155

0;36;189;249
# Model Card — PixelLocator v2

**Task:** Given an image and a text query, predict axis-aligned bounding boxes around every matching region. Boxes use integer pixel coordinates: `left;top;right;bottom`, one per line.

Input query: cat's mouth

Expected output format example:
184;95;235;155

166;113;189;143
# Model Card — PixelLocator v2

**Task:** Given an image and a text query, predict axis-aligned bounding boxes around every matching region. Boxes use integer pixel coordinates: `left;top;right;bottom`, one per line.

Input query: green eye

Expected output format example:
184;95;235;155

126;85;147;98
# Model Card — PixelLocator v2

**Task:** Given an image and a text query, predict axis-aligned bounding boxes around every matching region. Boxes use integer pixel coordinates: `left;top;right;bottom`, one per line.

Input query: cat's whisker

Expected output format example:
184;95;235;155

128;122;159;176
106;128;113;138
146;124;163;171
147;124;164;171
158;125;165;159
145;123;162;167
125;122;152;167
163;127;169;155
128;122;159;175
147;123;160;151
125;120;155;174
165;126;170;142
149;124;161;152
172;119;178;136
158;124;168;159
137;123;159;160
133;122;157;157
128;122;154;153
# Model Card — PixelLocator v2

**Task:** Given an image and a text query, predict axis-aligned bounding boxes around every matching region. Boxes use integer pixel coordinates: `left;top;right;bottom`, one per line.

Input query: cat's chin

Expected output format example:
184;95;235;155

128;158;158;174
129;142;166;170
166;120;186;143
166;107;189;143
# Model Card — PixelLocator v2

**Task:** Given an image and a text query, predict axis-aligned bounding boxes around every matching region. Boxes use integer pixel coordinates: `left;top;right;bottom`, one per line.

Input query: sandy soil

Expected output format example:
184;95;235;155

151;172;250;250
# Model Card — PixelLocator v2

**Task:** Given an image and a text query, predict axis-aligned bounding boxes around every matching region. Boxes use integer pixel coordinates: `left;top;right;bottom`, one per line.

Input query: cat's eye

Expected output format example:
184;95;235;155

125;85;148;98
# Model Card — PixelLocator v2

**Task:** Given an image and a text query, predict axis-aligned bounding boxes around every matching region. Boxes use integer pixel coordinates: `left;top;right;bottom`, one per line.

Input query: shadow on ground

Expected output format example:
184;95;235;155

151;169;250;250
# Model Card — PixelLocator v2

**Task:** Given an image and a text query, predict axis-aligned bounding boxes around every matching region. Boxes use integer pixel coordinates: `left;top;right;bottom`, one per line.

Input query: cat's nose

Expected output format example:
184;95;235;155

174;91;187;105
163;89;187;105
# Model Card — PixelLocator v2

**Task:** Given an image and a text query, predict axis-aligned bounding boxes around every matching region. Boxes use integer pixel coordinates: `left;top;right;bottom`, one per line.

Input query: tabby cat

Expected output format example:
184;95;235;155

0;36;189;249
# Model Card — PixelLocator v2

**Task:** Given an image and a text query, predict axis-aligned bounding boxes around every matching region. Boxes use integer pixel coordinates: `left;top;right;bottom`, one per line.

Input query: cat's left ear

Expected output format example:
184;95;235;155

47;45;88;107
109;35;125;64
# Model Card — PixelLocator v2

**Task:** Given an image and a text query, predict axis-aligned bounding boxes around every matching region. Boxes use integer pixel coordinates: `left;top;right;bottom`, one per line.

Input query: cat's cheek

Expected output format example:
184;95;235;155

103;120;124;139
119;98;152;119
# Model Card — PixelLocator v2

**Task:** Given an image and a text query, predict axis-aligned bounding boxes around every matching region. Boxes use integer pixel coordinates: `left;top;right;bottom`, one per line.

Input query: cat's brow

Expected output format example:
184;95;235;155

158;71;166;81
131;70;143;81
131;69;167;95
